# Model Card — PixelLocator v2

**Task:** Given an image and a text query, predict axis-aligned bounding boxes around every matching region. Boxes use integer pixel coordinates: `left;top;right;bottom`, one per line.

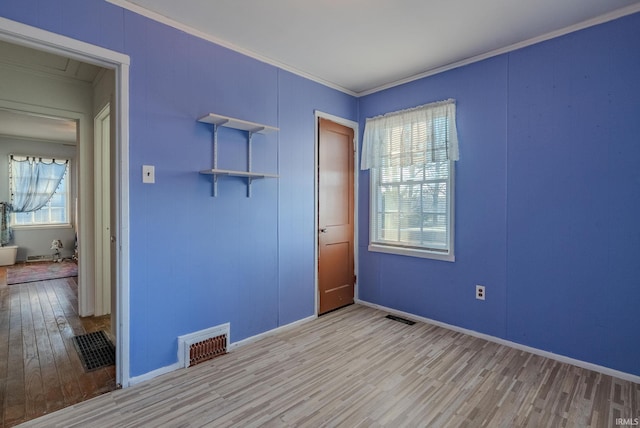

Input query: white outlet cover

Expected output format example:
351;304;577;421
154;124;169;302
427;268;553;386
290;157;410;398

142;165;155;183
476;285;485;301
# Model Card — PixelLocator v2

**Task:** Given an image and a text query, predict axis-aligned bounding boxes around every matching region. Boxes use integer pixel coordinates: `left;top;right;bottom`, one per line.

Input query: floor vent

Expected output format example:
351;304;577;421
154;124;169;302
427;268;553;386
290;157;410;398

385;314;416;325
178;323;229;368
26;255;53;262
72;330;115;371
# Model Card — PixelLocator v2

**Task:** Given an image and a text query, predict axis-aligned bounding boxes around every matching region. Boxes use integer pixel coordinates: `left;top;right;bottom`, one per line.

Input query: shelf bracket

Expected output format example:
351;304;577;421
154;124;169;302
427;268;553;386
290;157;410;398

212;123;219;197
198;113;279;198
247;177;254;198
247;131;253;198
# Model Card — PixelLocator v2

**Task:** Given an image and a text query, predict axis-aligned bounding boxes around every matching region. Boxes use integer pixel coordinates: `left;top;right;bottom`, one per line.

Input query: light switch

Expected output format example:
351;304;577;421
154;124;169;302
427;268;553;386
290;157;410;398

142;165;155;183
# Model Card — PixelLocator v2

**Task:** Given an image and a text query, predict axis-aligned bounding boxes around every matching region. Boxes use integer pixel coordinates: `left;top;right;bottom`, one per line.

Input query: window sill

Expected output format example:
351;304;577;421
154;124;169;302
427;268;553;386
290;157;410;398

368;243;455;262
11;224;73;231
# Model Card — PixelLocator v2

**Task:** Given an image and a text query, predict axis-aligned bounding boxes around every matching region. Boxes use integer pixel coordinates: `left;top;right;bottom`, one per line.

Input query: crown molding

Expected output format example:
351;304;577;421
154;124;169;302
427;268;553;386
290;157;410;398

105;0;358;97
358;3;640;96
106;1;640;98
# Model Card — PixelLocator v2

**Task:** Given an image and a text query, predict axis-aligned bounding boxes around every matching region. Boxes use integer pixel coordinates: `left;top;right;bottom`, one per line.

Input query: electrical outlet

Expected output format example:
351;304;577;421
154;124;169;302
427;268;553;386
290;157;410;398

476;285;486;301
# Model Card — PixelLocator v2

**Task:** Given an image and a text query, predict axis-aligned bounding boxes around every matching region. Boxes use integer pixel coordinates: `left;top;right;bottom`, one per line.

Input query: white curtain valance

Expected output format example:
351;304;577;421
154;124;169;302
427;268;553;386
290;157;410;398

361;99;459;170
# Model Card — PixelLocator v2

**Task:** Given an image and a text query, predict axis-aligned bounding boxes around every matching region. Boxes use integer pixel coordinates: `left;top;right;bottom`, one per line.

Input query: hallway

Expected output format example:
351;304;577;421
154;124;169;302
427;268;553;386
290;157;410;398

0;269;115;427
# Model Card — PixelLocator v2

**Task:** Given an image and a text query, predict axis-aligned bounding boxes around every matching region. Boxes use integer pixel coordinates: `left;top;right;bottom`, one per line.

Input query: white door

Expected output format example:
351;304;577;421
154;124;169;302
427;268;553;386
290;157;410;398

94;103;111;316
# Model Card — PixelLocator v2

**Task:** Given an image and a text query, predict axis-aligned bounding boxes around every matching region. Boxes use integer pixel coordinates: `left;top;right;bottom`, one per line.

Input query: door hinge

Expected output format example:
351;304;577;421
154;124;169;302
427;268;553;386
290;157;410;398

353;274;357;284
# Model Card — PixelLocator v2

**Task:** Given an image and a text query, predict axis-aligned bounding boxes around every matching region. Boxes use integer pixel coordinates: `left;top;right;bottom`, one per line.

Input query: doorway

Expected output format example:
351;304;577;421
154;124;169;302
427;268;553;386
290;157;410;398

0;14;130;421
316;115;358;315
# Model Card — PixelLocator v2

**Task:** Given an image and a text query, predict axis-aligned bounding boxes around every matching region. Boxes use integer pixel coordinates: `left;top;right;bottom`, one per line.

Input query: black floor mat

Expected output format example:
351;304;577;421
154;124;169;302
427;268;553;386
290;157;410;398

73;330;115;371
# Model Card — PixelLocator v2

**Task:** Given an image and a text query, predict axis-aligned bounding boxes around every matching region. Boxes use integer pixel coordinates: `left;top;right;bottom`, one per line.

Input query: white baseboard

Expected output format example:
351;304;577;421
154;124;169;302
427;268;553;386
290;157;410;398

128;315;317;386
128;362;182;386
355;299;640;384
229;315;317;351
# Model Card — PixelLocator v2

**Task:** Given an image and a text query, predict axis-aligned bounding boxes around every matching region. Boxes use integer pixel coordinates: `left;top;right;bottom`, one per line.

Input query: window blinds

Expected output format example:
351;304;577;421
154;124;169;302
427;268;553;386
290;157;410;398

361;99;459;170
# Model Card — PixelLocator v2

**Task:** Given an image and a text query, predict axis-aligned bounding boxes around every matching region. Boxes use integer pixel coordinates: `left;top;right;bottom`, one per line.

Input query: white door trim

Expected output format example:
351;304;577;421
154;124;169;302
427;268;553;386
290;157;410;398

0;16;132;387
313;111;359;316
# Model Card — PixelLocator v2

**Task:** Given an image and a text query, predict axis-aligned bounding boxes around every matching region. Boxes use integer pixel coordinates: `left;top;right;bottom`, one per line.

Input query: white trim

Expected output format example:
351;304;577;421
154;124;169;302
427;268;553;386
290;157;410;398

0;17;130;67
105;0;357;97
356;299;640;384
0;17;132;388
115;63;131;389
228;315;316;350
10;224;73;231
128;362;182;386
359;3;640;97
314;112;360;313
367;244;454;262
314;111;359;130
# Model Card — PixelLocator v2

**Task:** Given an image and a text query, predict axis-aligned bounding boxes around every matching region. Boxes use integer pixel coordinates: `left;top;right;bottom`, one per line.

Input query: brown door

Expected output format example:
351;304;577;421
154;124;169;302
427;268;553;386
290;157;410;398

318;118;355;315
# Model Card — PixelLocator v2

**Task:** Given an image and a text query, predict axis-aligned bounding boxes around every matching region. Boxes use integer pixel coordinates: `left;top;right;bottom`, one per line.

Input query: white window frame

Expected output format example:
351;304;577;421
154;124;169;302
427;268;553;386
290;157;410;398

363;100;458;262
10;156;72;229
368;161;455;262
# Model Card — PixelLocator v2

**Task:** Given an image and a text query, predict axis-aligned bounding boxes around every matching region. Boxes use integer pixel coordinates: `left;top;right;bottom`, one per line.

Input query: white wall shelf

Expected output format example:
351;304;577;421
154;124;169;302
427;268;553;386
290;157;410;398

197;113;279;197
198;113;278;134
199;169;279;179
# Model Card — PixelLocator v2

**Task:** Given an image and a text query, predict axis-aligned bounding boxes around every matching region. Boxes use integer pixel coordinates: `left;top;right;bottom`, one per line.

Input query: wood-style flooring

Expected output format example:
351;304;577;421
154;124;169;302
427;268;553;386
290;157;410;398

0;267;115;427
16;304;639;427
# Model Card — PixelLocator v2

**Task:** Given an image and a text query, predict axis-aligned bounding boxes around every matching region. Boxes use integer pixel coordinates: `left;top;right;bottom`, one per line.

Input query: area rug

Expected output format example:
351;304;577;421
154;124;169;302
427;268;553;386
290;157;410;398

6;261;78;285
72;330;116;372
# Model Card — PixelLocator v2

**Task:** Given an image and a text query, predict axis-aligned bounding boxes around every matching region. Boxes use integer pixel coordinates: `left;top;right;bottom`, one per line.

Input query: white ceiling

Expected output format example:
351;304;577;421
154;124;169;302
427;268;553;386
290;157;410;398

0;40;102;84
0;40;98;144
121;0;640;95
0;109;77;145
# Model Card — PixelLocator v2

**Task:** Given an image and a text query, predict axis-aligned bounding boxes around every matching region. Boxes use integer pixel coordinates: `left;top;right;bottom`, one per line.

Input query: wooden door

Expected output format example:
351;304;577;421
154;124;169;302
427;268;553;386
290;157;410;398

318;118;355;315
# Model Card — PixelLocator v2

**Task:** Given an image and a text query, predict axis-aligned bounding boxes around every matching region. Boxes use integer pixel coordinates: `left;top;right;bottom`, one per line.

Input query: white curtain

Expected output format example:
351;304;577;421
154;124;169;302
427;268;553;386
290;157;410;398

361;99;459;170
10;156;68;213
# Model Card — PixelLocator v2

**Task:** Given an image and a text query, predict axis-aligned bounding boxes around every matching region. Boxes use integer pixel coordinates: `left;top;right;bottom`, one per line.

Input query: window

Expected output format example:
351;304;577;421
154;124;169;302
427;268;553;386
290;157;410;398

361;99;459;261
9;155;70;227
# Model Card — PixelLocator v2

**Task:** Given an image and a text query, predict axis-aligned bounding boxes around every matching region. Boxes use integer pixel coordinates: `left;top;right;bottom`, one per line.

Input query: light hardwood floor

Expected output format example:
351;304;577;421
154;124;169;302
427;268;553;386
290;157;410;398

0;270;115;427
15;304;638;427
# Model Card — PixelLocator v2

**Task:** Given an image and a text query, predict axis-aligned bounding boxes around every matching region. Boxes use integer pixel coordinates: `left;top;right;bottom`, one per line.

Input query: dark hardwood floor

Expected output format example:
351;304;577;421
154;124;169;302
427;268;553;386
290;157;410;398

0;267;115;427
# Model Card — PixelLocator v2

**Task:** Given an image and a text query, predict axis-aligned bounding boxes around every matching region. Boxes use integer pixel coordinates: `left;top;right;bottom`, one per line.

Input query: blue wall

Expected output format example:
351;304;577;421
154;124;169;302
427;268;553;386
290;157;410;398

0;0;357;377
2;1;638;379
358;12;640;376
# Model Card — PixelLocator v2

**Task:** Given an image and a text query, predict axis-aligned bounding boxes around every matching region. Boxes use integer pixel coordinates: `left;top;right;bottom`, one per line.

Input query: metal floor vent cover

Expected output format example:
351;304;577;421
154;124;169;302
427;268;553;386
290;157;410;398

72;330;115;372
178;323;230;368
385;314;416;325
189;334;227;367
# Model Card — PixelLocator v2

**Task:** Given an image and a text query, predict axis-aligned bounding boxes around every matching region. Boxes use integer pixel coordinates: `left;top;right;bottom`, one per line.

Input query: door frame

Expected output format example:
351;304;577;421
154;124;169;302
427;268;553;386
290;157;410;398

0;16;131;387
314;111;359;316
94;102;111;317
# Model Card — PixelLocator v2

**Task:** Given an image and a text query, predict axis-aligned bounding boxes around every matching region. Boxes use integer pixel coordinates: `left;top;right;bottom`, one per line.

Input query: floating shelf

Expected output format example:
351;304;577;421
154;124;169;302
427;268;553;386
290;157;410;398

199;169;279;179
197;113;278;134
198;113;279;197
